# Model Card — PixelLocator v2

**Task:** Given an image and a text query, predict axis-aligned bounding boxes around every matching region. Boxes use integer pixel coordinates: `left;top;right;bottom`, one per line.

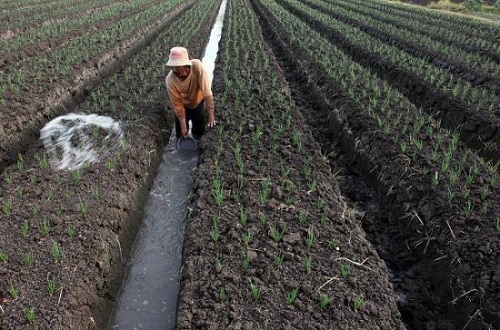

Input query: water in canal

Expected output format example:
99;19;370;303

109;1;227;329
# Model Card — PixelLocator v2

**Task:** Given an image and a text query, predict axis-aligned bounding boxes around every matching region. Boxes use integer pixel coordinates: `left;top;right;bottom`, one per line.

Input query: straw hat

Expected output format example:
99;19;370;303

166;47;192;67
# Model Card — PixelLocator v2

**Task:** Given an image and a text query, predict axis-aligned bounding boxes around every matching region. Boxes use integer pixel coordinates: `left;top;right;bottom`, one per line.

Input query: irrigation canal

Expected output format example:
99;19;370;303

108;1;227;329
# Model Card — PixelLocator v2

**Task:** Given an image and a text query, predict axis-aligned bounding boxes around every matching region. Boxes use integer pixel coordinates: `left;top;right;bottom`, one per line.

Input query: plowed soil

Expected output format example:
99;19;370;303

1;0;499;329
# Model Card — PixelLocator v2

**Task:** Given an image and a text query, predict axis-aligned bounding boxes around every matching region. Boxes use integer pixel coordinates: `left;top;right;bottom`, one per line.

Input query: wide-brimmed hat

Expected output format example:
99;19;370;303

166;47;192;67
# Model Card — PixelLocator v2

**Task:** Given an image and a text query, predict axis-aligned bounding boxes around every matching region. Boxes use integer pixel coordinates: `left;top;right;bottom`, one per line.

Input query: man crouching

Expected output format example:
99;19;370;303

165;46;217;140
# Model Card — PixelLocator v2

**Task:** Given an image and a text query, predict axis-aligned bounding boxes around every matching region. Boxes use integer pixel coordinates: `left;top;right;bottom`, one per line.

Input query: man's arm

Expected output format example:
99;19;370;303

194;60;216;128
203;95;216;128
166;79;188;137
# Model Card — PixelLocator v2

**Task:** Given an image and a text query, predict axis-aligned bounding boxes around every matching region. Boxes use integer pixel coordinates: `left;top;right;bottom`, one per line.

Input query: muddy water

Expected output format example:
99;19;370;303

108;1;227;329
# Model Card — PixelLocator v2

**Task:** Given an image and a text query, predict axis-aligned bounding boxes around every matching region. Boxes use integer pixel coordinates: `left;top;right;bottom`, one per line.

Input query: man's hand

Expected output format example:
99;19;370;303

181;127;188;137
207;115;217;128
204;96;216;128
180;120;188;137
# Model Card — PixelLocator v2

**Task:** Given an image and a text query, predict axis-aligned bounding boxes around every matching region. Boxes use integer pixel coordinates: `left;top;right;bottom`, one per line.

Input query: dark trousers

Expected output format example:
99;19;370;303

175;100;206;139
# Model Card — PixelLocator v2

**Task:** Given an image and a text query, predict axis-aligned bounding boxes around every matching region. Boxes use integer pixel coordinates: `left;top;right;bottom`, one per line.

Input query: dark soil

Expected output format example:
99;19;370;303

0;0;214;328
1;0;500;329
249;0;500;329
176;1;405;328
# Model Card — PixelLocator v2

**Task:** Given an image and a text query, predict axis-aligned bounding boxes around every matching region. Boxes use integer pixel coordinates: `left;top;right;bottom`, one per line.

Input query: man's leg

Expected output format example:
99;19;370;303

188;100;206;139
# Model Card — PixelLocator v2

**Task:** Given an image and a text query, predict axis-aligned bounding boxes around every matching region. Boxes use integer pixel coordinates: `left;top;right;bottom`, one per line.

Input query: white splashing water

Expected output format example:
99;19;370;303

40;113;124;171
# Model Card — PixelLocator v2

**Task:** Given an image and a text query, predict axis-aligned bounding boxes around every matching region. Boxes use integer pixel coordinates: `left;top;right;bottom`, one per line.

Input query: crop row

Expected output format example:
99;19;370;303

1;0;167;58
177;0;405;328
0;0;191;173
0;0;86;14
1;0;117;31
277;0;500;162
0;0;220;327
353;0;500;41
307;0;500;76
323;0;500;61
252;0;499;327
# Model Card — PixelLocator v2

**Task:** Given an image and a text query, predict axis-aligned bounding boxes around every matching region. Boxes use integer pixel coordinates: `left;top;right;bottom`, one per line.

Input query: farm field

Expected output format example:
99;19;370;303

0;0;499;329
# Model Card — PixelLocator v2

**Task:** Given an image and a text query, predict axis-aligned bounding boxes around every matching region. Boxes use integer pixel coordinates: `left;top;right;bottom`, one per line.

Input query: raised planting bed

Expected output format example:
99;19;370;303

176;0;405;328
251;0;500;328
0;0;221;327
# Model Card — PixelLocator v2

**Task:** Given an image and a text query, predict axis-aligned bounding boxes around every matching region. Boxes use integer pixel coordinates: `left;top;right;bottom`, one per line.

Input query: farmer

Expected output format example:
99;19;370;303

165;46;216;139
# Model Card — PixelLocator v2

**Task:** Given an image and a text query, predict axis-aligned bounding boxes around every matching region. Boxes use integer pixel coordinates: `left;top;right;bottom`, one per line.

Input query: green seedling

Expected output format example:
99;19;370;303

219;288;228;302
242;253;250;270
210;224;220;243
340;262;352;277
47;275;58;297
286;287;300;305
242;230;251;247
269;223;285;243
30;204;40;217
304;256;312;274
250;281;261;301
8;281;19;298
0;250;8;263
305;227;315;249
2;200;12;215
72;169;81;183
23;307;36;324
20;219;29;237
17;154;25;171
51;240;62;263
274;251;284;268
240;207;248;225
353;296;364;311
298;211;309;224
29;175;37;185
3;171;12;184
319;293;330;309
320;215;330;227
40;218;50;237
67;225;75;237
22;250;33;267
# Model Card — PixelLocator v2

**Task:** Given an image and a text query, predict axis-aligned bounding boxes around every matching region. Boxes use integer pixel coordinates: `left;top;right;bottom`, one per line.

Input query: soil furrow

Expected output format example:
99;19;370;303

274;0;500;165
0;0;169;68
303;0;500;75
318;0;500;63
0;0;195;178
251;0;500;328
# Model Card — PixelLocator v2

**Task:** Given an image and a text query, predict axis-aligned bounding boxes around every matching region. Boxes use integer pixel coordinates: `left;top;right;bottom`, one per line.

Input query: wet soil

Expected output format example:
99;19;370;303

0;0;218;328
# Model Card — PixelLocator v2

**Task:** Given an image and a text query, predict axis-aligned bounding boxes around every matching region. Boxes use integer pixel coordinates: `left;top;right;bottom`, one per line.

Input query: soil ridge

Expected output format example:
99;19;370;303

251;0;499;328
274;0;500;164
0;0;196;177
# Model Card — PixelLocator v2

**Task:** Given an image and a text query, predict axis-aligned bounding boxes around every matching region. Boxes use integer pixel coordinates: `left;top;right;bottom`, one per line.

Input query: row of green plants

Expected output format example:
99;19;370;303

280;0;499;120
0;0;85;12
0;0;184;110
0;0;116;31
1;0;165;56
329;0;500;55
355;0;500;40
312;0;500;73
177;0;401;327
263;0;500;235
0;0;218;326
254;0;499;326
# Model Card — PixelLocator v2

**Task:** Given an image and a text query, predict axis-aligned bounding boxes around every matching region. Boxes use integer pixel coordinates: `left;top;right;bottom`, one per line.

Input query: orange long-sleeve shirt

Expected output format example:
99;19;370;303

165;59;213;121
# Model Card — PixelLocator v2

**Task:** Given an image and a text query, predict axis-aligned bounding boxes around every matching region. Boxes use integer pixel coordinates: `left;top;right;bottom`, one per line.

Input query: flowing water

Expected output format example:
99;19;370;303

108;2;227;329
